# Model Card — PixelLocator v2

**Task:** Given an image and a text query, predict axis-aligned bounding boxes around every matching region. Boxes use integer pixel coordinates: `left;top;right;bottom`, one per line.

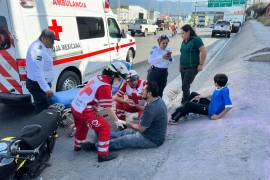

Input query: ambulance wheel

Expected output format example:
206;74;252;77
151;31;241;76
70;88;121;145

126;49;134;64
56;71;80;91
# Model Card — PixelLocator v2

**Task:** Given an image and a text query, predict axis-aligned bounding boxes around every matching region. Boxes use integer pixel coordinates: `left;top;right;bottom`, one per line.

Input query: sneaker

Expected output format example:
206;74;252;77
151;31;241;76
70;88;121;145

81;141;96;151
98;153;118;162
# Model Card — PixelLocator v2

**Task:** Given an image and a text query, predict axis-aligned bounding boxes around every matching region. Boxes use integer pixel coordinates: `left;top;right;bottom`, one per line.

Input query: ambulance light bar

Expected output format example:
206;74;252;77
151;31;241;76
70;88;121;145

20;0;35;8
104;0;110;13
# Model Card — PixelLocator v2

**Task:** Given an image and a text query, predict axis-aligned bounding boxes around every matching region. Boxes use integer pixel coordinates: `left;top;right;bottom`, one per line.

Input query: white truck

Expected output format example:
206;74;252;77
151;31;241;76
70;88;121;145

211;20;231;38
197;16;207;27
128;19;158;37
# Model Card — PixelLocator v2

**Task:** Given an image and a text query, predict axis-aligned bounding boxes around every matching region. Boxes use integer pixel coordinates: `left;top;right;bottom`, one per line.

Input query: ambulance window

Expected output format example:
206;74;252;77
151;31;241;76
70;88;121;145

76;17;105;40
0;16;11;50
107;18;121;38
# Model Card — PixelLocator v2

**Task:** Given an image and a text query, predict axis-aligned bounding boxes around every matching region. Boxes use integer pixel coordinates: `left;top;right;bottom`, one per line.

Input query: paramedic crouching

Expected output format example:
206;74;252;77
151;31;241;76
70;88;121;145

26;29;56;114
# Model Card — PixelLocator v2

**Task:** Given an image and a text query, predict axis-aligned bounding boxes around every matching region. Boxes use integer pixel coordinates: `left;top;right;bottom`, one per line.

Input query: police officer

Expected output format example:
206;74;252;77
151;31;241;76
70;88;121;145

147;35;174;97
26;29;56;114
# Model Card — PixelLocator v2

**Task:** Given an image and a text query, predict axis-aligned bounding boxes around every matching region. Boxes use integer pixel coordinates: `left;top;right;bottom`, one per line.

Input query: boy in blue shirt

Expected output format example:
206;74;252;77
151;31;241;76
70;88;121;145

170;74;232;123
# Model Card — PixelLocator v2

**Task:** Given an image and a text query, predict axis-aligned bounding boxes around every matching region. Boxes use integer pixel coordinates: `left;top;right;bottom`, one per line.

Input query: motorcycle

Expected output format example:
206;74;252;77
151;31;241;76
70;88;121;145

0;104;64;180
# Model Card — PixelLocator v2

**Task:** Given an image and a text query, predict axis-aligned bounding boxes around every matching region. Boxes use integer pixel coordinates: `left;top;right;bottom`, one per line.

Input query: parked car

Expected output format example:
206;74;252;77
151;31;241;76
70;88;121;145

212;20;231;38
231;21;241;33
128;19;158;37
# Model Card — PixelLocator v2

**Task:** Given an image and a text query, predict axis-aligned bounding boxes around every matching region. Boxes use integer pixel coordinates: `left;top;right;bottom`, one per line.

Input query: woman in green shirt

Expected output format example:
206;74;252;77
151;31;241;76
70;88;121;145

179;24;207;104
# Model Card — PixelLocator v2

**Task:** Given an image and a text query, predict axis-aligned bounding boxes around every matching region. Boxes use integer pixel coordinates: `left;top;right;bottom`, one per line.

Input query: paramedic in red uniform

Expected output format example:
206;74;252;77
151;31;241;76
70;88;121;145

114;70;147;122
71;61;128;162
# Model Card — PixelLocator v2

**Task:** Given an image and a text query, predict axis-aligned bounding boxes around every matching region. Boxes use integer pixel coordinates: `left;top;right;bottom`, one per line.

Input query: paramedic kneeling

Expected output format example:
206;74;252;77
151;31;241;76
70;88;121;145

26;29;56;114
109;82;168;150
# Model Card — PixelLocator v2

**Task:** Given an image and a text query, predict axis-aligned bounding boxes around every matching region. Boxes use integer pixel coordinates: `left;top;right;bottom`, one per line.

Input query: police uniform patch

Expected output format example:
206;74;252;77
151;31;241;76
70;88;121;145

36;55;42;61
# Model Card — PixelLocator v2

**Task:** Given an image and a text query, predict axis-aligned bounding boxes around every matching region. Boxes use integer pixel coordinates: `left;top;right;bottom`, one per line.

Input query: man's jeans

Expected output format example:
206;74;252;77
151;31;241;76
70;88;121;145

110;129;157;150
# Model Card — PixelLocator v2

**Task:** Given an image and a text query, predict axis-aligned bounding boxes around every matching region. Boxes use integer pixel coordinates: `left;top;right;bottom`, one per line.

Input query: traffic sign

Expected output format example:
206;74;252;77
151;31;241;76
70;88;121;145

233;0;246;5
208;0;232;7
208;0;246;7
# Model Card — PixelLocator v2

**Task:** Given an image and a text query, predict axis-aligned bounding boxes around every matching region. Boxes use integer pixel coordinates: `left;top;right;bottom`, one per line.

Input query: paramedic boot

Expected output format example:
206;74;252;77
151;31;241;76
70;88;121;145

98;153;118;162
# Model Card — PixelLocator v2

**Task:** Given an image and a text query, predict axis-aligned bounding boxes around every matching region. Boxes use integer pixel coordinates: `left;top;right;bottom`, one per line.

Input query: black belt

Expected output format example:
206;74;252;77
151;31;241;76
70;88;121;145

151;65;168;71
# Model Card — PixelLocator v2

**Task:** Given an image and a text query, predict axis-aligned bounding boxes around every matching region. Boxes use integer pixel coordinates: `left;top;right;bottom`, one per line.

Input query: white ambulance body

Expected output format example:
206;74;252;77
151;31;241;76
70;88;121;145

0;0;136;105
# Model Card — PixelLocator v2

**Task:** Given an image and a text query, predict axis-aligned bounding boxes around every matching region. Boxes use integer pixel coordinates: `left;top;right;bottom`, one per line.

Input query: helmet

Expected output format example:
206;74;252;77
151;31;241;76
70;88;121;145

126;70;139;82
106;60;129;80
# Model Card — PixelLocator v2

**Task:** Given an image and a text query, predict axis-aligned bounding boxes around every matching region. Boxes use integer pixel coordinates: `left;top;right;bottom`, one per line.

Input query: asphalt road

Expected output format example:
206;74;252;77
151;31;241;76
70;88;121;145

0;28;231;179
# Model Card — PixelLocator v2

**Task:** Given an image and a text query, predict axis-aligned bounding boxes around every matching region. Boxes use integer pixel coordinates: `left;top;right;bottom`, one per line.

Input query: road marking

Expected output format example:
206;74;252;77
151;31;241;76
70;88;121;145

203;37;233;70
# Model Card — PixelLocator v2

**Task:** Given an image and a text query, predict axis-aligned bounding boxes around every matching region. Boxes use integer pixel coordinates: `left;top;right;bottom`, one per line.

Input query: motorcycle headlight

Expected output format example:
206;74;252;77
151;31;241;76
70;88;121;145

0;142;8;154
0;141;16;180
0;141;14;166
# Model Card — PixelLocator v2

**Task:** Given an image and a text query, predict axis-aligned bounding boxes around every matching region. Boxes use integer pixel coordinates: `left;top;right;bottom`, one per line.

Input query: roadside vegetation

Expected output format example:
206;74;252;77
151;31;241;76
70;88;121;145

246;2;270;26
257;16;270;26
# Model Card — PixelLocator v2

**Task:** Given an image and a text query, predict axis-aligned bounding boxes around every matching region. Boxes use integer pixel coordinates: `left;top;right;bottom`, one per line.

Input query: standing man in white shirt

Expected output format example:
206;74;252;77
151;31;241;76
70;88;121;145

26;29;56;114
147;35;174;97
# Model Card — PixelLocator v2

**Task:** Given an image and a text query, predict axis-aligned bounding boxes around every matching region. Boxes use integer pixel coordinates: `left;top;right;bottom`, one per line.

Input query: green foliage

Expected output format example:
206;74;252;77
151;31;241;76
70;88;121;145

258;16;270;26
246;3;268;18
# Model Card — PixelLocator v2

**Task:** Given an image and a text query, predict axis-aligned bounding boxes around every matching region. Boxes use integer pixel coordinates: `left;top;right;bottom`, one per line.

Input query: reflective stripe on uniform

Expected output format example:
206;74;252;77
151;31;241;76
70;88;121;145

98;140;110;146
98;147;109;152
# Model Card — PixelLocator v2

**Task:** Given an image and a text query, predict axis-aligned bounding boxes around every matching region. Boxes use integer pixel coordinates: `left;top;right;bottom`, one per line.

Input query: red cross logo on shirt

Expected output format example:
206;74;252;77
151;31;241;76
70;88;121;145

79;80;95;96
48;19;62;40
116;43;120;52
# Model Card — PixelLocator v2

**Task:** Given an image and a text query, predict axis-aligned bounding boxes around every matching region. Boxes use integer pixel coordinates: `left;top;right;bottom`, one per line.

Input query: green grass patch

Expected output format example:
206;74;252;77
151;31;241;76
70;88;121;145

258;16;270;26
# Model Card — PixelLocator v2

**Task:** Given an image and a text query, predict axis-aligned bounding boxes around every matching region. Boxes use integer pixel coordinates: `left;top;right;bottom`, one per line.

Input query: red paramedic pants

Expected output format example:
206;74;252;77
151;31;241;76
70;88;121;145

71;108;111;156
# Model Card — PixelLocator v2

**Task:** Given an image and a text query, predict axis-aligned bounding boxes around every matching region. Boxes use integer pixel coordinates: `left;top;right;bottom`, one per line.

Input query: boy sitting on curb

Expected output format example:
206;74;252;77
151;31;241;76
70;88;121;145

169;74;232;124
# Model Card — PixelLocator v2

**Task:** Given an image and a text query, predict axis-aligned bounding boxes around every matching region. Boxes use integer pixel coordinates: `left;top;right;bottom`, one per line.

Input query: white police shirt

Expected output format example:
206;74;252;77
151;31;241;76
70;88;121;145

148;46;175;69
26;39;55;92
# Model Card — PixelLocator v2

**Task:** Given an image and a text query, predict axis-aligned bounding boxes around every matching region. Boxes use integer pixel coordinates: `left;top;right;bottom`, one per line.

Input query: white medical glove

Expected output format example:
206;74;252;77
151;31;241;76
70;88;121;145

115;119;126;129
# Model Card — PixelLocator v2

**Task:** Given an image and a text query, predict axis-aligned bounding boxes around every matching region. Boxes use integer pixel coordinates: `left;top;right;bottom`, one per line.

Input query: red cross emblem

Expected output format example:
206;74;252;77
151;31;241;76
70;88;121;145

48;19;62;40
116;43;120;52
79;80;94;96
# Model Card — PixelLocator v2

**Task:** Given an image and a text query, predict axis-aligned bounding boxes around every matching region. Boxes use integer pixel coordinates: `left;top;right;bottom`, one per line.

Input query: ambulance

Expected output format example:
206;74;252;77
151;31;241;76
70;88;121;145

0;0;136;105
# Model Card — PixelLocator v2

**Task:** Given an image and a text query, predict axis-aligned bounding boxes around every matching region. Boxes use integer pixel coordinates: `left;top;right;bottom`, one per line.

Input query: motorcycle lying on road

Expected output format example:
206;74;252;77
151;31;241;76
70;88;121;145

0;104;64;180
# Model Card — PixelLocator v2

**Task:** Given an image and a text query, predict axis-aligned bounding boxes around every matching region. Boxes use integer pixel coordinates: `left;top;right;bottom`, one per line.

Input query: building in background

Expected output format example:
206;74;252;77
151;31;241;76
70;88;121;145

265;3;270;16
112;5;148;22
112;7;129;22
148;10;161;23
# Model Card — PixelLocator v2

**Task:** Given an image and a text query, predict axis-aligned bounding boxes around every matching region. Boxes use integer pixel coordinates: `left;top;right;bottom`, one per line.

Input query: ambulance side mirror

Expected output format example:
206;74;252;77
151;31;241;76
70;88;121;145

0;30;11;50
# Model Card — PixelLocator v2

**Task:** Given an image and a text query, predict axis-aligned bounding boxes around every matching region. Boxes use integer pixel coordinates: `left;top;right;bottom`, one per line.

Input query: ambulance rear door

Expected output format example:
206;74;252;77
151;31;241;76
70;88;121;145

0;0;22;94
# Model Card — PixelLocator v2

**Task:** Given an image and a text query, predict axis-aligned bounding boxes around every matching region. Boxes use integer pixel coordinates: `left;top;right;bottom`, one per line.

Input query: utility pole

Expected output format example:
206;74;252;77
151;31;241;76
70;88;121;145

118;0;121;20
194;0;198;26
